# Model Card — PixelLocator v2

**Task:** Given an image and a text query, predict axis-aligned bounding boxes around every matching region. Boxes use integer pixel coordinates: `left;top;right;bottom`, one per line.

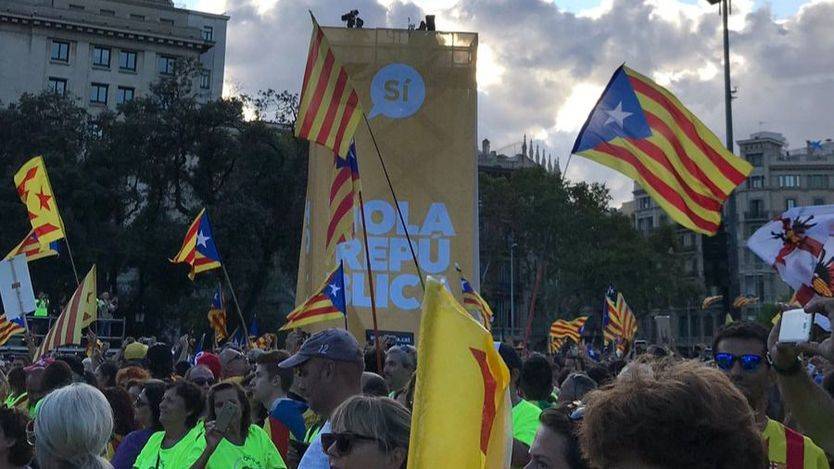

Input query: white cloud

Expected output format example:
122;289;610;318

554;83;603;132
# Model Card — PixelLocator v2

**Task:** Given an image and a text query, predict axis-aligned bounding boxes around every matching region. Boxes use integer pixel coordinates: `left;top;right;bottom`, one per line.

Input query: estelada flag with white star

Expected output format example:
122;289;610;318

170;208;222;280
280;262;347;330
13;156;66;245
409;277;511;468
35;265;97;360
572;65;752;235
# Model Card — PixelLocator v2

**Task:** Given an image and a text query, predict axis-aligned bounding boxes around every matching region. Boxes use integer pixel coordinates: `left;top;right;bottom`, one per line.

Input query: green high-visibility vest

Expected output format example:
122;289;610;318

34;299;48;318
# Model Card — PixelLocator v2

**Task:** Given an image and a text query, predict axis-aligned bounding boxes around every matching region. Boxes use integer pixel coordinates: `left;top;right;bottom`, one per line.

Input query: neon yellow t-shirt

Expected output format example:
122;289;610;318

763;419;830;469
207;424;286;469
512;399;542;446
133;422;206;469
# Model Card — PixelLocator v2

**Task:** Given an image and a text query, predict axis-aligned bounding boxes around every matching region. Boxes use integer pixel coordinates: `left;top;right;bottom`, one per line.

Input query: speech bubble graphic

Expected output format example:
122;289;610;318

369;63;425;119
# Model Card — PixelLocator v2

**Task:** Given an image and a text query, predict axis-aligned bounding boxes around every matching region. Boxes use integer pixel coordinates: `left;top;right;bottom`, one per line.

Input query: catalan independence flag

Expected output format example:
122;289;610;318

0;315;25;347
4;229;59;262
572;65;752;235
550;316;588;344
14;156;67;244
35;265;97;360
460;275;493;331
603;286;621;343
280;263;347;330
207;286;228;341
326;142;361;262
170;209;222;280
295;14;363;157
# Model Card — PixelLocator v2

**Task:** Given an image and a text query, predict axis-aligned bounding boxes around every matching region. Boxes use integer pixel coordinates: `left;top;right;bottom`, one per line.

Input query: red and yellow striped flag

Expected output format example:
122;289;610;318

326;142;361;262
0;316;25;347
14;156;66;244
4;229;58;262
550;316;589;344
295;14;363;157
35;265;97;360
572;65;752;235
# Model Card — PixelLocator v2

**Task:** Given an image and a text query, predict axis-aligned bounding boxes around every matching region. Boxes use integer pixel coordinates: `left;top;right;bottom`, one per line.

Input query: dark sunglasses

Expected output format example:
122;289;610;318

715;353;764;371
321;432;380;455
192;377;215;386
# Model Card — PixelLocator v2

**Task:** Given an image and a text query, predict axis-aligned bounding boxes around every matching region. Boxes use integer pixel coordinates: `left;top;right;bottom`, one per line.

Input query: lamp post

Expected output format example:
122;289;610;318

509;235;517;335
708;0;740;302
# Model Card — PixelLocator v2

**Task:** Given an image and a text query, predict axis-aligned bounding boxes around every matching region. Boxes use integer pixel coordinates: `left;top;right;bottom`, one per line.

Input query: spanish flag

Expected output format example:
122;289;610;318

408;277;511;468
13;156;66;244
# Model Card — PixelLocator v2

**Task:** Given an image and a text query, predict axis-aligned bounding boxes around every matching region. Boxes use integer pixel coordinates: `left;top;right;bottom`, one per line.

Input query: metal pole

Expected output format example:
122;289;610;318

721;0;740;302
509;236;515;335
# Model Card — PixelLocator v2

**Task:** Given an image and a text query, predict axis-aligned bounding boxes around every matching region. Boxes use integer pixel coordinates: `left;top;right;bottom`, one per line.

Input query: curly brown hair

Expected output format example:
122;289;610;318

579;361;767;469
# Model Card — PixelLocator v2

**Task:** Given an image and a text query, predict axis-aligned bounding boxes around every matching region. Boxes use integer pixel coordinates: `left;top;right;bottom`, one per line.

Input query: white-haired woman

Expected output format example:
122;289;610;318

33;382;114;469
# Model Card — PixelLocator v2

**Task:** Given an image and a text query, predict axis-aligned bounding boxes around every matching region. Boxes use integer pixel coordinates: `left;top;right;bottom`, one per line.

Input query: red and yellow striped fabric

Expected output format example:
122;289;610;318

0;316;25;347
295;15;363;158
35;266;97;360
550;316;588;344
4;228;58;262
326;143;361;262
208;308;227;341
604;297;623;342
573;65;752;235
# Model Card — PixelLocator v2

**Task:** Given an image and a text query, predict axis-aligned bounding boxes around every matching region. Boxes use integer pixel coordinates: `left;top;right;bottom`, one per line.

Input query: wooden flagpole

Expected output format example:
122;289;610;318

357;189;384;373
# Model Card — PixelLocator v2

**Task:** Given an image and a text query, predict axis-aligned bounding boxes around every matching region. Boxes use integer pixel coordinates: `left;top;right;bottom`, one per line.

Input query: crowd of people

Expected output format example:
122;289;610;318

0;299;831;468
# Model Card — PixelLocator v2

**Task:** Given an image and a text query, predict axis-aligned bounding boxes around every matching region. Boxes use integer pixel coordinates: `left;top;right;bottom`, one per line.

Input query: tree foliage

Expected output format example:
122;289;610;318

479;167;703;338
0;63;307;340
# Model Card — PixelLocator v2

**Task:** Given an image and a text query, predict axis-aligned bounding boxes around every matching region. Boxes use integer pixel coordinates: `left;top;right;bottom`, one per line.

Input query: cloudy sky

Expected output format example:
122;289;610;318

183;0;834;207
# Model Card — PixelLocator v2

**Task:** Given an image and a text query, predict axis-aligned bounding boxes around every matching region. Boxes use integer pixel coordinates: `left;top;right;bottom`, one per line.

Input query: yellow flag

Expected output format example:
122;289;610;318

13;156;66;245
408;277;511;469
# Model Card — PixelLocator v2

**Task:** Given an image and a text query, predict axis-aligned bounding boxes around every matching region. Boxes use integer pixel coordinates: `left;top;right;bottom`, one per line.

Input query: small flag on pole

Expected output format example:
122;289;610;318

458;268;493;331
550;317;589;344
701;295;723;310
14;156;67;244
295;14;363;157
207;287;228;341
572;65;752;235
170;209;222;280
34;265;97;360
280;263;347;330
326;142;361;262
5;229;59;262
0;316;25;347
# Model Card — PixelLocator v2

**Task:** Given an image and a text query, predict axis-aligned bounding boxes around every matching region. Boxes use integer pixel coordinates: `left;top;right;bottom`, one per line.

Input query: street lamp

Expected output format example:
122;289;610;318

707;0;740;302
508;235;518;335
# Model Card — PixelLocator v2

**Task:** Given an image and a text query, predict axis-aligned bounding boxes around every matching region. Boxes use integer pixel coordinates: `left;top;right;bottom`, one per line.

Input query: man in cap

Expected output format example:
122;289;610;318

279;328;363;469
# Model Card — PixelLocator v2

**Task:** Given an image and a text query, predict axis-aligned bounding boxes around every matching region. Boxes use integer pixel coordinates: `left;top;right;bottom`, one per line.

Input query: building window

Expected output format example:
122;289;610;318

116;87;135;104
50;40;70;62
92;46;111;67
119;50;137;71
786;198;797;210
90;83;108;104
808;175;829;189
100;9;115;16
160;18;175;26
748;199;764;218
158;55;176;75
638;197;651;210
747;176;765;189
778;175;800;188
202;25;214;41
814;198;826;206
68;4;84;10
638;217;653;232
746;152;763;167
48;77;67;96
130;14;145;21
682;233;693;248
199;70;211;89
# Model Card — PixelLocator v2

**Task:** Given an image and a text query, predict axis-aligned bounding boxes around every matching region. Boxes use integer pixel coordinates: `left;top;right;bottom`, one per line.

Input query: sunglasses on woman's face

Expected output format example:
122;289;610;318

321;432;380;456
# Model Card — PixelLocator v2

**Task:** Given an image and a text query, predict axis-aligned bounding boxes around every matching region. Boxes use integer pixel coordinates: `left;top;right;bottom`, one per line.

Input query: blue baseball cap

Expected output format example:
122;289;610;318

279;328;363;368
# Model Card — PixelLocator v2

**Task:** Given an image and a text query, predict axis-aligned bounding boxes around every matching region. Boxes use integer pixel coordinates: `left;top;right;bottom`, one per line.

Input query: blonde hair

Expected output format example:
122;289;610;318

330;395;411;452
35;383;113;469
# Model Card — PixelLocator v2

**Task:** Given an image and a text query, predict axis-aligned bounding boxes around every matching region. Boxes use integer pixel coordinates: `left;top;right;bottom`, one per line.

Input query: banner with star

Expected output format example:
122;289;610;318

571;65;752;235
280;262;347;330
170;208;222;280
13;156;66;245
